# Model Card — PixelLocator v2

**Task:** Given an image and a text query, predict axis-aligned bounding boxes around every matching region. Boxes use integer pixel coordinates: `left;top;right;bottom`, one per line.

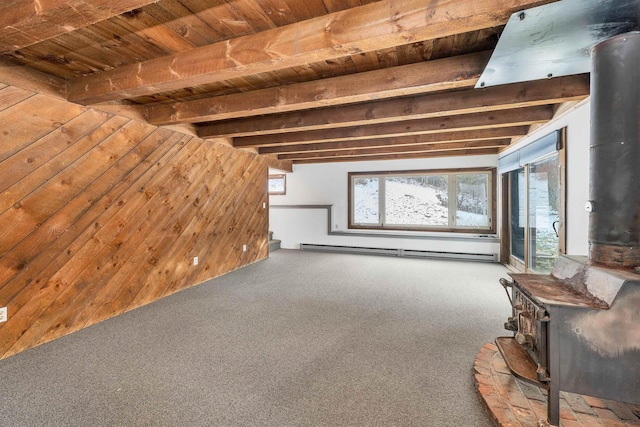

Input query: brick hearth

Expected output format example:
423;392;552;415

474;343;640;427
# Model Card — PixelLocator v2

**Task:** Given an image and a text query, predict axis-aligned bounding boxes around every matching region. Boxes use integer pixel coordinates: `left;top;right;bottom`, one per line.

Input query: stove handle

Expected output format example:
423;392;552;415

499;278;514;306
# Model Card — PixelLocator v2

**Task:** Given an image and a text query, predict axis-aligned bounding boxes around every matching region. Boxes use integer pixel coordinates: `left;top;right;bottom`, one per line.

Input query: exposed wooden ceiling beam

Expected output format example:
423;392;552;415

0;57;66;98
263;155;293;173
199;74;589;138
0;1;159;53
149;51;490;126
277;139;510;160
234;106;554;148
258;127;528;155
67;0;555;104
293;148;500;164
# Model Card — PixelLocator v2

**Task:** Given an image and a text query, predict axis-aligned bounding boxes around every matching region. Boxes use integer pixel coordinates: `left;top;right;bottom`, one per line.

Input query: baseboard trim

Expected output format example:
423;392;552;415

300;243;497;262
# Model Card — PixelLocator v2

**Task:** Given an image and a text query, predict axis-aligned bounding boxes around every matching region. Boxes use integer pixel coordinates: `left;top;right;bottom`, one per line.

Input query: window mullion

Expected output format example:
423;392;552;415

448;173;456;227
379;176;386;227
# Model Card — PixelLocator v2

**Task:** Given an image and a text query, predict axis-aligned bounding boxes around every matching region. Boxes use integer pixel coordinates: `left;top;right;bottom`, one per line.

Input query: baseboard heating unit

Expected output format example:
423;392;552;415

299;243;497;262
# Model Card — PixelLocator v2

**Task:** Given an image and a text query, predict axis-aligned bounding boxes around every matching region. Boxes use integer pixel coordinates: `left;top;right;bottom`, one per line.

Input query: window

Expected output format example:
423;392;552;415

349;168;496;233
500;129;565;273
268;174;286;195
506;154;562;273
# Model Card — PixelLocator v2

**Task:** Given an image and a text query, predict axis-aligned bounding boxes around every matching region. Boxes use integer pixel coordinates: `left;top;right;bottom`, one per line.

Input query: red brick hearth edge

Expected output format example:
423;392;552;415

474;343;640;427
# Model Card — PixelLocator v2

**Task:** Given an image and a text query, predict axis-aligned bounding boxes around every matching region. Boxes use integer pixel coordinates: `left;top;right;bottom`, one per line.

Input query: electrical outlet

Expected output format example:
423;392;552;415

0;307;7;323
263;202;266;209
193;257;198;266
242;244;247;252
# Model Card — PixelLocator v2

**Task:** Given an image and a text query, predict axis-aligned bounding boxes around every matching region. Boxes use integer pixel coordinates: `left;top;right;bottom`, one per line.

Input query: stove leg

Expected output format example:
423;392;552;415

548;381;560;426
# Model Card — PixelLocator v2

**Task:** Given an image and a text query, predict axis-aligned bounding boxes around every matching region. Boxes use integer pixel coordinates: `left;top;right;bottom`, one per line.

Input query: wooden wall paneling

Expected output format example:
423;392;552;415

172;151;258;286
162;147;263;291
0;127;178;357
232;163;269;269
0;123;182;351
83;141;238;327
5;131;190;347
204;156;268;280
113;139;242;308
0;125;184;314
0;115;129;223
0;81;270;359
212;155;268;276
0;109;114;195
172;150;261;287
0;95;86;163
39;130;189;329
0;120;156;256
30;136;219;346
125;146;243;305
0;116;132;294
119;142;238;306
0;86;34;112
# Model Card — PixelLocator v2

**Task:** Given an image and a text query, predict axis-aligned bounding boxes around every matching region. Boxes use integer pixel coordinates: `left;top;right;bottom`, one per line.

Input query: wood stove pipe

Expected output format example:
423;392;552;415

588;31;640;268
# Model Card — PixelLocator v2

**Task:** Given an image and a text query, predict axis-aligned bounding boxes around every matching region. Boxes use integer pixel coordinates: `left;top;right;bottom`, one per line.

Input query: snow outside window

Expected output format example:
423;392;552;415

349;169;494;233
268;174;286;195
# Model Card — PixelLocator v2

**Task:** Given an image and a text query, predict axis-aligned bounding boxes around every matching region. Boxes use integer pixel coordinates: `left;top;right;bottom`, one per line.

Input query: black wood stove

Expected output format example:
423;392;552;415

497;32;640;426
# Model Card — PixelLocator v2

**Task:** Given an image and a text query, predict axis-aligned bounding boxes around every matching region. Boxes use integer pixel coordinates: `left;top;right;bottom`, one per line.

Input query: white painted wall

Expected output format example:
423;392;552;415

270;98;592;259
269;154;500;256
500;99;591;255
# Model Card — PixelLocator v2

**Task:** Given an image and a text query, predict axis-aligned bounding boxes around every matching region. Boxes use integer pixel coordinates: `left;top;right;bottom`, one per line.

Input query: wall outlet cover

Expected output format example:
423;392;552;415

193;257;198;265
0;307;7;323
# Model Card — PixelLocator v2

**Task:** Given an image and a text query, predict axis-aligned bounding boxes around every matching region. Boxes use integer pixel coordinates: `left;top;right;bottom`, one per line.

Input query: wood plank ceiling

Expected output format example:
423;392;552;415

0;0;589;164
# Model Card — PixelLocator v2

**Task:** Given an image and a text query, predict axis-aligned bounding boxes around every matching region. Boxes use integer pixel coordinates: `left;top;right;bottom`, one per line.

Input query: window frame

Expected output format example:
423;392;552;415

268;174;286;195
348;167;497;234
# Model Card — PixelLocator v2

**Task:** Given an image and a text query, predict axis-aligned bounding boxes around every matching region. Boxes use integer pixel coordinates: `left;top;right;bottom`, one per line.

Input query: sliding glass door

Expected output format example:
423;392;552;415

506;153;564;273
527;154;560;273
509;168;526;265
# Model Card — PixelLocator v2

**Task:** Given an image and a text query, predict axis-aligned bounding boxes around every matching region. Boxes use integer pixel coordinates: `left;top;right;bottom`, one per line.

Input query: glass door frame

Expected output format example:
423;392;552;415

500;131;566;273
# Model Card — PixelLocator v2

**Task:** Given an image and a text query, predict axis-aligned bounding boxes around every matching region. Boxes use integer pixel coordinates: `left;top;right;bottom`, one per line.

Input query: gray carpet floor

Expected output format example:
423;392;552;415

0;250;512;426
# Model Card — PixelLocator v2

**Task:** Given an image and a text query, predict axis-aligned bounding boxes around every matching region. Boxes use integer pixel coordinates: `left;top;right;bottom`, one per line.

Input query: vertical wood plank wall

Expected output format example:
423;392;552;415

0;83;270;360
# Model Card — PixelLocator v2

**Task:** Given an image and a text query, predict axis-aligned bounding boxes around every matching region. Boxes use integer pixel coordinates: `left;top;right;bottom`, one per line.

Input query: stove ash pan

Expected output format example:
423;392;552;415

497;255;640;426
